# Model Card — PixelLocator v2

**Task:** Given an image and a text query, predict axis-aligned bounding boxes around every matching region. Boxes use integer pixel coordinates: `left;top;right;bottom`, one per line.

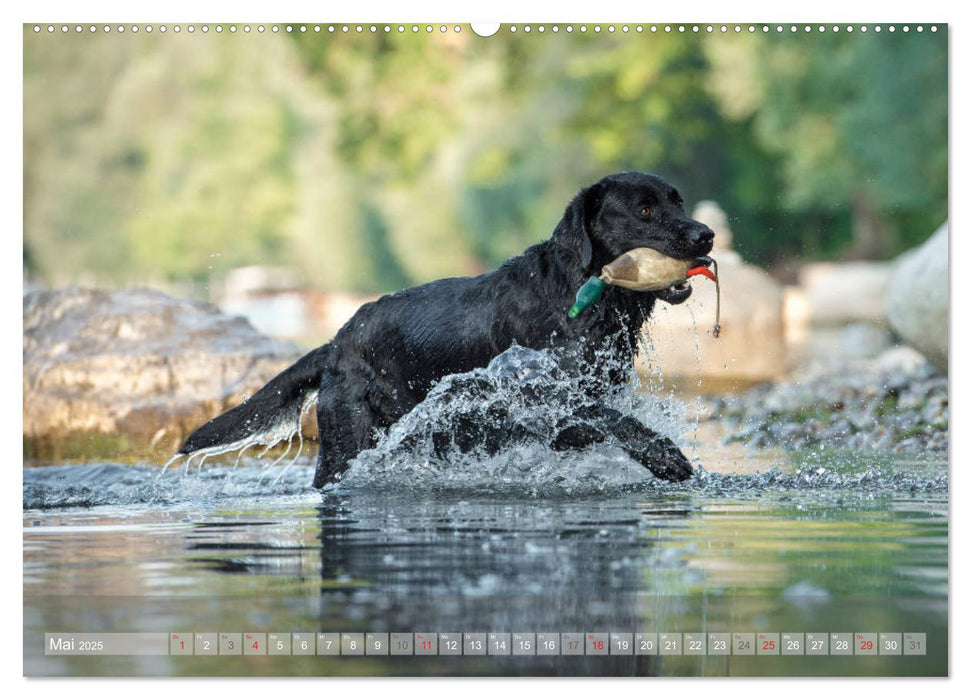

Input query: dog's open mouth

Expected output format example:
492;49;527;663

655;280;693;305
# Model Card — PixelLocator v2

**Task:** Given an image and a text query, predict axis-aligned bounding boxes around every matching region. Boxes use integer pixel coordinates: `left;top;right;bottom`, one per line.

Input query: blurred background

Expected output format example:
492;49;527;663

23;25;949;460
24;27;946;289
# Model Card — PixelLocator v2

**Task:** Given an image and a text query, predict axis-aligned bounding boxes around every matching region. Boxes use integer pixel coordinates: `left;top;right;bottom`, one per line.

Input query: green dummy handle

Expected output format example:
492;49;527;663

568;276;606;319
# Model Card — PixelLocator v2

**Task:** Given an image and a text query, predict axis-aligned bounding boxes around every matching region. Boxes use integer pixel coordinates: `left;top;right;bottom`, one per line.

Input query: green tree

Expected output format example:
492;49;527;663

709;29;947;259
24;26;947;295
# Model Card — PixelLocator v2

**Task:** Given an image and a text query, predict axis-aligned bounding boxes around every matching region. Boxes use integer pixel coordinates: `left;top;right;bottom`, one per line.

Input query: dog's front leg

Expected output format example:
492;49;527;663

608;413;694;482
550;419;608;451
552;405;694;482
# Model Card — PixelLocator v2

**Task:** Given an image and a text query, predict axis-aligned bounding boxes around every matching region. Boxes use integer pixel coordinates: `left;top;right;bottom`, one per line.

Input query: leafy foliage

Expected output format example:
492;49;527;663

23;26;947;292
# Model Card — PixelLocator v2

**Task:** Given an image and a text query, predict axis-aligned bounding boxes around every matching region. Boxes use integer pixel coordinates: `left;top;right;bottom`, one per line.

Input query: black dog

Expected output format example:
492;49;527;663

179;172;715;487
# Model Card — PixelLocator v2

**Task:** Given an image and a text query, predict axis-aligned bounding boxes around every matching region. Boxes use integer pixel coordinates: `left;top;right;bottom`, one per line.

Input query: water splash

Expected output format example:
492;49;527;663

174;392;316;467
23;462;317;510
22;455;947;511
337;344;689;493
24;343;948;510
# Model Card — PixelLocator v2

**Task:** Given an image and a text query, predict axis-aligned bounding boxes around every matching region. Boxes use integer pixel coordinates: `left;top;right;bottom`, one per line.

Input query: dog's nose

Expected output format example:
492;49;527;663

690;226;715;250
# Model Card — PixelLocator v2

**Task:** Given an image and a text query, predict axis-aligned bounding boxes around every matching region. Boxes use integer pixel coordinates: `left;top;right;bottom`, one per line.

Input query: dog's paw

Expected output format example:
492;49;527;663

653;449;694;482
627;438;694;482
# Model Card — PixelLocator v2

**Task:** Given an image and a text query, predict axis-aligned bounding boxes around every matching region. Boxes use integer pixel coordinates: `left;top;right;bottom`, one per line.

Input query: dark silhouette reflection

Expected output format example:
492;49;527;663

313;491;695;675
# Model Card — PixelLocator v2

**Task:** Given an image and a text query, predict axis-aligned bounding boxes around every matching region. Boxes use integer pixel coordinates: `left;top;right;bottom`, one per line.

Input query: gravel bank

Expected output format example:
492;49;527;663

707;347;948;455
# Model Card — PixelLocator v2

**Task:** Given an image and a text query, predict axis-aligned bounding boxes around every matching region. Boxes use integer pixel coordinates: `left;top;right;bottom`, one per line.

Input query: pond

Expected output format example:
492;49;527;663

23;441;948;677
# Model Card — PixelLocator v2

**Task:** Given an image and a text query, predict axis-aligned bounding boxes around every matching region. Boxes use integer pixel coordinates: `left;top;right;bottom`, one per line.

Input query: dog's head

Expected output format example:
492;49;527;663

554;171;715;305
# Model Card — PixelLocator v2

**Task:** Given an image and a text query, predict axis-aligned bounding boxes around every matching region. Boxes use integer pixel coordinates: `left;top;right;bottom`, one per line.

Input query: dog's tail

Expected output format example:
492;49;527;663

178;344;330;459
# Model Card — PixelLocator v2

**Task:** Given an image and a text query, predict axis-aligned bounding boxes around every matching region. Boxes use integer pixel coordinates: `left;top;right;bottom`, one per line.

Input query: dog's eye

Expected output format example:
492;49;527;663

639;206;651;218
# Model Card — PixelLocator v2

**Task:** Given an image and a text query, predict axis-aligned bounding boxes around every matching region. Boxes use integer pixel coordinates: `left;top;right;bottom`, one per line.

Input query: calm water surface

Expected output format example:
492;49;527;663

23;444;948;677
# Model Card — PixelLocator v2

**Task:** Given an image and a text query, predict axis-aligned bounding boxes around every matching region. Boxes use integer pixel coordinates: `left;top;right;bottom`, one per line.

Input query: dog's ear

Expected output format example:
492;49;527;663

553;182;605;270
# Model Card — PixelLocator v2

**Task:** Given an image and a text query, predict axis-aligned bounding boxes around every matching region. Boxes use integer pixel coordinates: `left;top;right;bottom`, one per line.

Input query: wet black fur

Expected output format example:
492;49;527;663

179;172;715;487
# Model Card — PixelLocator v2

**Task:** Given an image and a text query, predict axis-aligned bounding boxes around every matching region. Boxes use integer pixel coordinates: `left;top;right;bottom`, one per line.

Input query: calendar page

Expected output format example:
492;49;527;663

22;16;949;680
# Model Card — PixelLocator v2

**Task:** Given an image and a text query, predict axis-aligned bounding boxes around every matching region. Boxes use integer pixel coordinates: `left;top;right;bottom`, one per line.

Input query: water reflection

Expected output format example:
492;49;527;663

23;458;948;676
312;494;677;633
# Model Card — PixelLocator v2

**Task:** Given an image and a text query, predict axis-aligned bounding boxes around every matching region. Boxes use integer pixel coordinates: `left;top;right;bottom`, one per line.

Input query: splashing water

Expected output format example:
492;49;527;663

336;344;691;495
24;340;948;510
142;340;700;499
22;453;947;510
22;334;947;508
160;393;317;479
23;461;317;510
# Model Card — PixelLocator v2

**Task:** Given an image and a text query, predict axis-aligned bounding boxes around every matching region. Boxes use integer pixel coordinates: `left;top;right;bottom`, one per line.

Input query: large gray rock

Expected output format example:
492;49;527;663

799;261;892;326
23;287;302;461
886;223;949;374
